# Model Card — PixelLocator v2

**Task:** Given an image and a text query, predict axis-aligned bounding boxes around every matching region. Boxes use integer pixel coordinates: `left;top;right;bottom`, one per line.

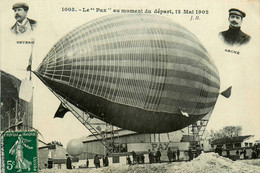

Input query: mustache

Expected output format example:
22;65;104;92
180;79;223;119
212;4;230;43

231;21;238;25
15;14;21;18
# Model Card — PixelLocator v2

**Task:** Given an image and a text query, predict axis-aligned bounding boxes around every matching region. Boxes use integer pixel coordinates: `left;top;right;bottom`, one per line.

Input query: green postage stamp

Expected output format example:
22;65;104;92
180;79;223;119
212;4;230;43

3;131;38;173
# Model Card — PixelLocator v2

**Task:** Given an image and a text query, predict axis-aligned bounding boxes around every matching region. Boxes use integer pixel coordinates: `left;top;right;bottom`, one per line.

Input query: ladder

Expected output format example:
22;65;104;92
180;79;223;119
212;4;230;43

50;89;113;153
189;119;209;147
198;119;209;139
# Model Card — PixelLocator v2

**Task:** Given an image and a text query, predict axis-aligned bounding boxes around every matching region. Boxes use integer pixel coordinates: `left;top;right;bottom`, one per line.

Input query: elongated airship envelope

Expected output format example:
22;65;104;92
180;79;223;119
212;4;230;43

35;14;220;133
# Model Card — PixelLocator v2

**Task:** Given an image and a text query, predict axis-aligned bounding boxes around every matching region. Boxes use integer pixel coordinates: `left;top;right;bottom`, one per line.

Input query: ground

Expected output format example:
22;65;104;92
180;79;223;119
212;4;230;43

40;153;260;173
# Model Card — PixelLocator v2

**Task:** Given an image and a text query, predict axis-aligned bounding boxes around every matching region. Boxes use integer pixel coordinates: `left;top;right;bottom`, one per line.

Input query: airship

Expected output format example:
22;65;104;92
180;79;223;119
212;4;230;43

34;14;229;133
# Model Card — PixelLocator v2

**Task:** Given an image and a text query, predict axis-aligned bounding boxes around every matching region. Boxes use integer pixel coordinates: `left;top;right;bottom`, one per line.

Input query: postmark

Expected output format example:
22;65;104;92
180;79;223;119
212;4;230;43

3;131;38;173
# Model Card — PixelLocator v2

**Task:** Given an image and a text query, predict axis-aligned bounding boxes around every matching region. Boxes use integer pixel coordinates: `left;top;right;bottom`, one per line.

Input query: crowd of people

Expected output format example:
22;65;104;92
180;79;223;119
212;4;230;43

129;146;259;165
129;151;145;164
166;148;181;162
131;149;161;164
215;145;260;160
61;145;260;170
129;147;197;165
93;153;109;168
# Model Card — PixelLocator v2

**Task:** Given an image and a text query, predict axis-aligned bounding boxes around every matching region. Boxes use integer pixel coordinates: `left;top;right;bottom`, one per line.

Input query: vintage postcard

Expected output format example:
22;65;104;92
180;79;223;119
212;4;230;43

1;0;259;172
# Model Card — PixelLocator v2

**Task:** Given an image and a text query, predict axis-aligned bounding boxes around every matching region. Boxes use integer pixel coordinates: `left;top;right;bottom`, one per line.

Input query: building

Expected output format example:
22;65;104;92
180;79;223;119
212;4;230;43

211;135;255;149
1;70;33;132
71;127;197;167
211;135;258;159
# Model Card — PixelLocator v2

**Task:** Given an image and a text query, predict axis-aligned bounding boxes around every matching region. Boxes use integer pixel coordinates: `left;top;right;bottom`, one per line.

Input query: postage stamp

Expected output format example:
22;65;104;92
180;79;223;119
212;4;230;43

3;131;38;173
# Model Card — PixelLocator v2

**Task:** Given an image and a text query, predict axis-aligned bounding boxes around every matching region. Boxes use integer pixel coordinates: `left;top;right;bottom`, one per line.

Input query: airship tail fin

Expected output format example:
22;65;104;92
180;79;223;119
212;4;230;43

220;86;232;98
179;108;189;117
54;103;70;118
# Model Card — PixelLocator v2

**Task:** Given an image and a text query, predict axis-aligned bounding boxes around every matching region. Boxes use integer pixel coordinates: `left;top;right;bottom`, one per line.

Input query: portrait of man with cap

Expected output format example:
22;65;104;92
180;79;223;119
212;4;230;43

219;8;251;46
11;2;37;35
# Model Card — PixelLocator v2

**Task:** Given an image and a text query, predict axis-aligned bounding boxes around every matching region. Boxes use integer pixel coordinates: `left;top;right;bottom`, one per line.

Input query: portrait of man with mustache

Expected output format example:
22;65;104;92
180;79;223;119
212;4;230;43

219;8;251;46
11;2;37;35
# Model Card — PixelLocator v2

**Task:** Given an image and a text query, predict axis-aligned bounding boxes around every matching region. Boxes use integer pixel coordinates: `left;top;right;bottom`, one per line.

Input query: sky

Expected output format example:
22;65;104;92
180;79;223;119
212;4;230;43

1;0;259;147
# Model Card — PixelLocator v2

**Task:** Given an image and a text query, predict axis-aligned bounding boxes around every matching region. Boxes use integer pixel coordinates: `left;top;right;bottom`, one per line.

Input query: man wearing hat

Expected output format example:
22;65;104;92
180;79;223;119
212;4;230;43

66;154;72;169
11;2;37;35
219;8;251;46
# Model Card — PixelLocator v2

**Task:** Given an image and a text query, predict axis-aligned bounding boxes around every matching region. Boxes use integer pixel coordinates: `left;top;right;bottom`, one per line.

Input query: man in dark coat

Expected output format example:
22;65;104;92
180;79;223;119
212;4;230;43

167;148;173;162
127;155;132;165
226;149;230;158
219;8;251;46
132;151;137;164
66;154;72;169
172;150;176;161
104;153;109;166
148;149;153;164
236;149;240;160
94;155;100;168
156;149;161;163
136;154;140;164
103;156;106;166
218;146;223;156
11;2;37;35
141;154;145;164
47;158;53;169
86;159;89;168
243;148;247;159
177;149;180;161
188;148;193;161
